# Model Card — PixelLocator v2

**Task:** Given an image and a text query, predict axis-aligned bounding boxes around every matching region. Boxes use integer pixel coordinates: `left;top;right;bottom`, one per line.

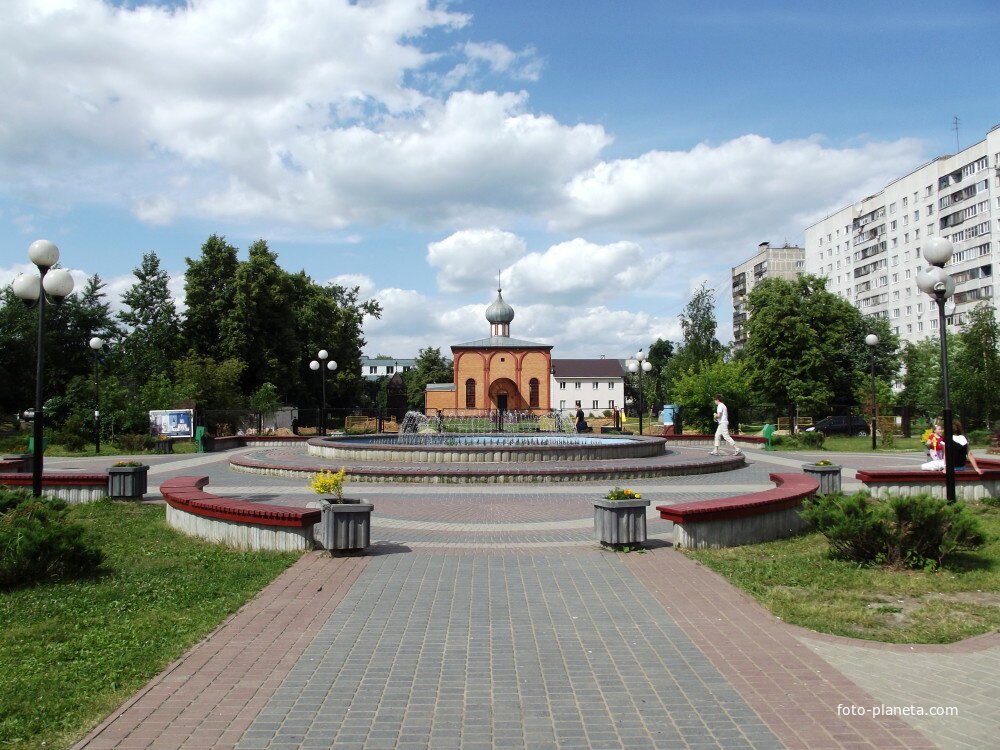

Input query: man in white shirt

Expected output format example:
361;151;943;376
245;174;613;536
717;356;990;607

711;395;741;456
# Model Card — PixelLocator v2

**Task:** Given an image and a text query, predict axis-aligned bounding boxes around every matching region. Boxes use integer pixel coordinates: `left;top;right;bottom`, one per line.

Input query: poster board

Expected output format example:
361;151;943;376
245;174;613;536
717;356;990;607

149;409;194;439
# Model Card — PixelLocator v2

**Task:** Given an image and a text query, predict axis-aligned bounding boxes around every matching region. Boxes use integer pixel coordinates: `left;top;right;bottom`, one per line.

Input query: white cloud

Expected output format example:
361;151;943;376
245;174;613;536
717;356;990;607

552;134;926;252
328;273;377;300
503;238;671;304
0;1;605;230
131;195;177;226
427;229;526;293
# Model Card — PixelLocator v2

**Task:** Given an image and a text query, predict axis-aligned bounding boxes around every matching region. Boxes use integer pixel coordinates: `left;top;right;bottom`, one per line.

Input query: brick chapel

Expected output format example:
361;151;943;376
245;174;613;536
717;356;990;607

424;288;552;414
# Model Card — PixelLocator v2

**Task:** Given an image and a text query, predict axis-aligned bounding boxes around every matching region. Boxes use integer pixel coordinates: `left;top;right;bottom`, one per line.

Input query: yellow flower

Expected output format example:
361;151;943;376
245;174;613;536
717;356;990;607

309;468;347;502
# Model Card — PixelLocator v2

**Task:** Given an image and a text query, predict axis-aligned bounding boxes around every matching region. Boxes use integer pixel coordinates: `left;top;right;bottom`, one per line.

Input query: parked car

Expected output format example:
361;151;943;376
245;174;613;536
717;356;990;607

804;415;871;436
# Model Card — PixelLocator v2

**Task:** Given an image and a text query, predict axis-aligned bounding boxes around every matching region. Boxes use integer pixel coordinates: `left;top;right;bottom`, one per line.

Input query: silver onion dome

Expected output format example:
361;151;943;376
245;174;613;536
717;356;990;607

485;288;515;325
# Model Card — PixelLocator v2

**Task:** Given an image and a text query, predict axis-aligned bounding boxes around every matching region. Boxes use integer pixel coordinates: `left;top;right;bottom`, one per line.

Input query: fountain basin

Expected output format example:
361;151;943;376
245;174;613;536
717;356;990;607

307;433;666;463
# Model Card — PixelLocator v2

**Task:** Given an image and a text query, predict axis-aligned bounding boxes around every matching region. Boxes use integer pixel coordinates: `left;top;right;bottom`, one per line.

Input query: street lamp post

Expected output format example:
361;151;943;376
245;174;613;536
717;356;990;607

12;240;76;497
916;237;957;503
89;337;106;453
865;333;879;451
309;350;337;436
627;349;653;435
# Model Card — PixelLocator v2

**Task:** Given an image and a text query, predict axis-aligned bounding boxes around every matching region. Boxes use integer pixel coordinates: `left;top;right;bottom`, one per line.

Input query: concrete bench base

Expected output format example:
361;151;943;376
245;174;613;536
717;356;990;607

856;458;1000;501
0;472;109;504
657;472;818;549
161;476;321;552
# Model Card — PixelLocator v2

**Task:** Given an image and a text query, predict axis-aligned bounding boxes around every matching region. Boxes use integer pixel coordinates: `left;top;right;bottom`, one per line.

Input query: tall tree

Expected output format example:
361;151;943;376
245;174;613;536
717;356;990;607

183;234;240;358
662;283;723;404
951;304;1000;429
225;240;300;396
290;274;381;409
898;338;943;417
743;274;898;416
117;251;183;380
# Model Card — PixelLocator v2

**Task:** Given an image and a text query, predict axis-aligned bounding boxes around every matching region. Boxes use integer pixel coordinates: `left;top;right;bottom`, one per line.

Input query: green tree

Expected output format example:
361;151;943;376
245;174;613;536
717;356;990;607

290;275;381;409
951;303;1000;429
183;234;240;358
743;275;898;418
249;382;282;433
225;240;299;396
662;283;723;404
645;338;674;411
117;252;183;380
898;338;943;420
404;347;453;409
672;358;752;432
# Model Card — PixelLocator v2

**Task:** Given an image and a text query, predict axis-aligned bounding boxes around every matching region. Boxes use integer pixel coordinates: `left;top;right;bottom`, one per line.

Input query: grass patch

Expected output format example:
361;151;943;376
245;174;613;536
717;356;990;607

682;500;1000;644
0;501;299;749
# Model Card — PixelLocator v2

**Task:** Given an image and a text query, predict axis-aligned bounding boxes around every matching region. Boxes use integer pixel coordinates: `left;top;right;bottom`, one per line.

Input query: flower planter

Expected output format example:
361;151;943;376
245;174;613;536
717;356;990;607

802;463;842;494
314;498;373;553
108;465;150;499
154;439;173;454
593;498;651;547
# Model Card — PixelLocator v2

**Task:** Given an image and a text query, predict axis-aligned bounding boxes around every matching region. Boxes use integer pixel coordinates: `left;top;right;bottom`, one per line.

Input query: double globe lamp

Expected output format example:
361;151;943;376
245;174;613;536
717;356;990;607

12;240;76;497
915;236;958;503
309;350;337;436
627;349;653;435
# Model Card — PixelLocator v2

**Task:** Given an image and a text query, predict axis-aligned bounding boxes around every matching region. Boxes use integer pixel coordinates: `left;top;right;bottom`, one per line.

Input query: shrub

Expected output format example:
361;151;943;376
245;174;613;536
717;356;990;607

800;491;987;569
0;489;105;590
967;429;990;447
56;427;88;452
114;433;154;453
798;431;825;449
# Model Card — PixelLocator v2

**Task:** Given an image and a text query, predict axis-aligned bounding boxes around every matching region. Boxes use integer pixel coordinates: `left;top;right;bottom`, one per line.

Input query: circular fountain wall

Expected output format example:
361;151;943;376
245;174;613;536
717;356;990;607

308;433;667;463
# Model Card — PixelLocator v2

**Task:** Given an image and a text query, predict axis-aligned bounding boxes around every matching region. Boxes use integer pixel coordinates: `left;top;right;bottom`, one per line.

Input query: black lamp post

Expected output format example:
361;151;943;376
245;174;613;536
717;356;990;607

89;337;106;453
865;333;879;451
627;349;653;435
309;350;337;436
916;237;957;503
12;240;76;498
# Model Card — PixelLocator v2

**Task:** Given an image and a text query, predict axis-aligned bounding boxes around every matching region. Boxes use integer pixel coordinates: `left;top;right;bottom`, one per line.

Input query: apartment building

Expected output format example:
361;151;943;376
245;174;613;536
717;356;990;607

804;125;999;343
731;242;805;349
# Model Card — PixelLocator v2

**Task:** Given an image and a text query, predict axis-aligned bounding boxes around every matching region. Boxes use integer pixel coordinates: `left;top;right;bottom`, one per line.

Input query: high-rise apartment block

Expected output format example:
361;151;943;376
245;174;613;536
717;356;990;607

731;241;805;349
803;125;999;342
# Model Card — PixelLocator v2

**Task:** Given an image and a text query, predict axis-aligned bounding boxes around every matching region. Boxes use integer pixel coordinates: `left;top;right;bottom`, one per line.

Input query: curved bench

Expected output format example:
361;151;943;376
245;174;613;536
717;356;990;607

161;476;321;551
856;457;1000;501
657;472;819;549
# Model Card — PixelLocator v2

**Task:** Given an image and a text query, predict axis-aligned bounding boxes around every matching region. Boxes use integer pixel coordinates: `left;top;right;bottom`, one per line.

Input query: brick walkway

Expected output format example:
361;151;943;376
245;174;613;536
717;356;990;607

62;446;999;749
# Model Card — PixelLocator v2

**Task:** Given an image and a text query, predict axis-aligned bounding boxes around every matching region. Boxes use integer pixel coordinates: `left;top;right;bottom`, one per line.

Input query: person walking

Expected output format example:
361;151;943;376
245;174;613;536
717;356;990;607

710;395;740;456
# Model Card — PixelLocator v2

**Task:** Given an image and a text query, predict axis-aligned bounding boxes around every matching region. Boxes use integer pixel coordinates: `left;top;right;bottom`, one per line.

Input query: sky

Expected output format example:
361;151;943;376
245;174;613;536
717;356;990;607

2;0;999;360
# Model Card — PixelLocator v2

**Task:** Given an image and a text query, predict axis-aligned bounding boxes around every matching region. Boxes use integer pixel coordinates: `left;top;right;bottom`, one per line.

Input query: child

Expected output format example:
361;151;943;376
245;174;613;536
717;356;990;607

920;425;944;471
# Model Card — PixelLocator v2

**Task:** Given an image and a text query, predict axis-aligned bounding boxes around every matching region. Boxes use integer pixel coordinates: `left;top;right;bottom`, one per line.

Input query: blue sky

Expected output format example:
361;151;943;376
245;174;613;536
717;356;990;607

3;0;999;358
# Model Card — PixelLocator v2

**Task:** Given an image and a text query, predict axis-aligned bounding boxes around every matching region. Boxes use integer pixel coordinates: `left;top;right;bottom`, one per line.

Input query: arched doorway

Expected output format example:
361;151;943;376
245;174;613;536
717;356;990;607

488;378;523;411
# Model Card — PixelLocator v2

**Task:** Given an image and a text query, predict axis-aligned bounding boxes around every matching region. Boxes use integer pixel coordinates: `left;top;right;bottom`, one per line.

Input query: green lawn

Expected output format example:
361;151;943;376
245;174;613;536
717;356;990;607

683;500;1000;644
0;502;299;750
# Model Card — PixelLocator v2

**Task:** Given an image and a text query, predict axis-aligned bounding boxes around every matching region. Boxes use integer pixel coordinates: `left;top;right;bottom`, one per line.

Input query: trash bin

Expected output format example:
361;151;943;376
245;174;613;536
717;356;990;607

195;426;207;453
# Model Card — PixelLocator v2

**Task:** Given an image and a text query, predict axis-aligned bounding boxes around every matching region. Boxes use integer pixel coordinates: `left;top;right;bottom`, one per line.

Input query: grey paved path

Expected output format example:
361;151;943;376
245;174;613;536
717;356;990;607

65;445;999;749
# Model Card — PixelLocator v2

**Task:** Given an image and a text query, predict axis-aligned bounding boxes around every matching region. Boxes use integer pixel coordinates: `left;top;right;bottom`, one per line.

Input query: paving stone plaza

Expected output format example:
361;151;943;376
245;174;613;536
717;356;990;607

59;444;999;750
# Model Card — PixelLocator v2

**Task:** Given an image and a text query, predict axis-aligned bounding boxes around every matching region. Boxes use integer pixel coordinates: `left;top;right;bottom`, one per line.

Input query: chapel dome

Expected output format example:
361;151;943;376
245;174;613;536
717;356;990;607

485;289;515;325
